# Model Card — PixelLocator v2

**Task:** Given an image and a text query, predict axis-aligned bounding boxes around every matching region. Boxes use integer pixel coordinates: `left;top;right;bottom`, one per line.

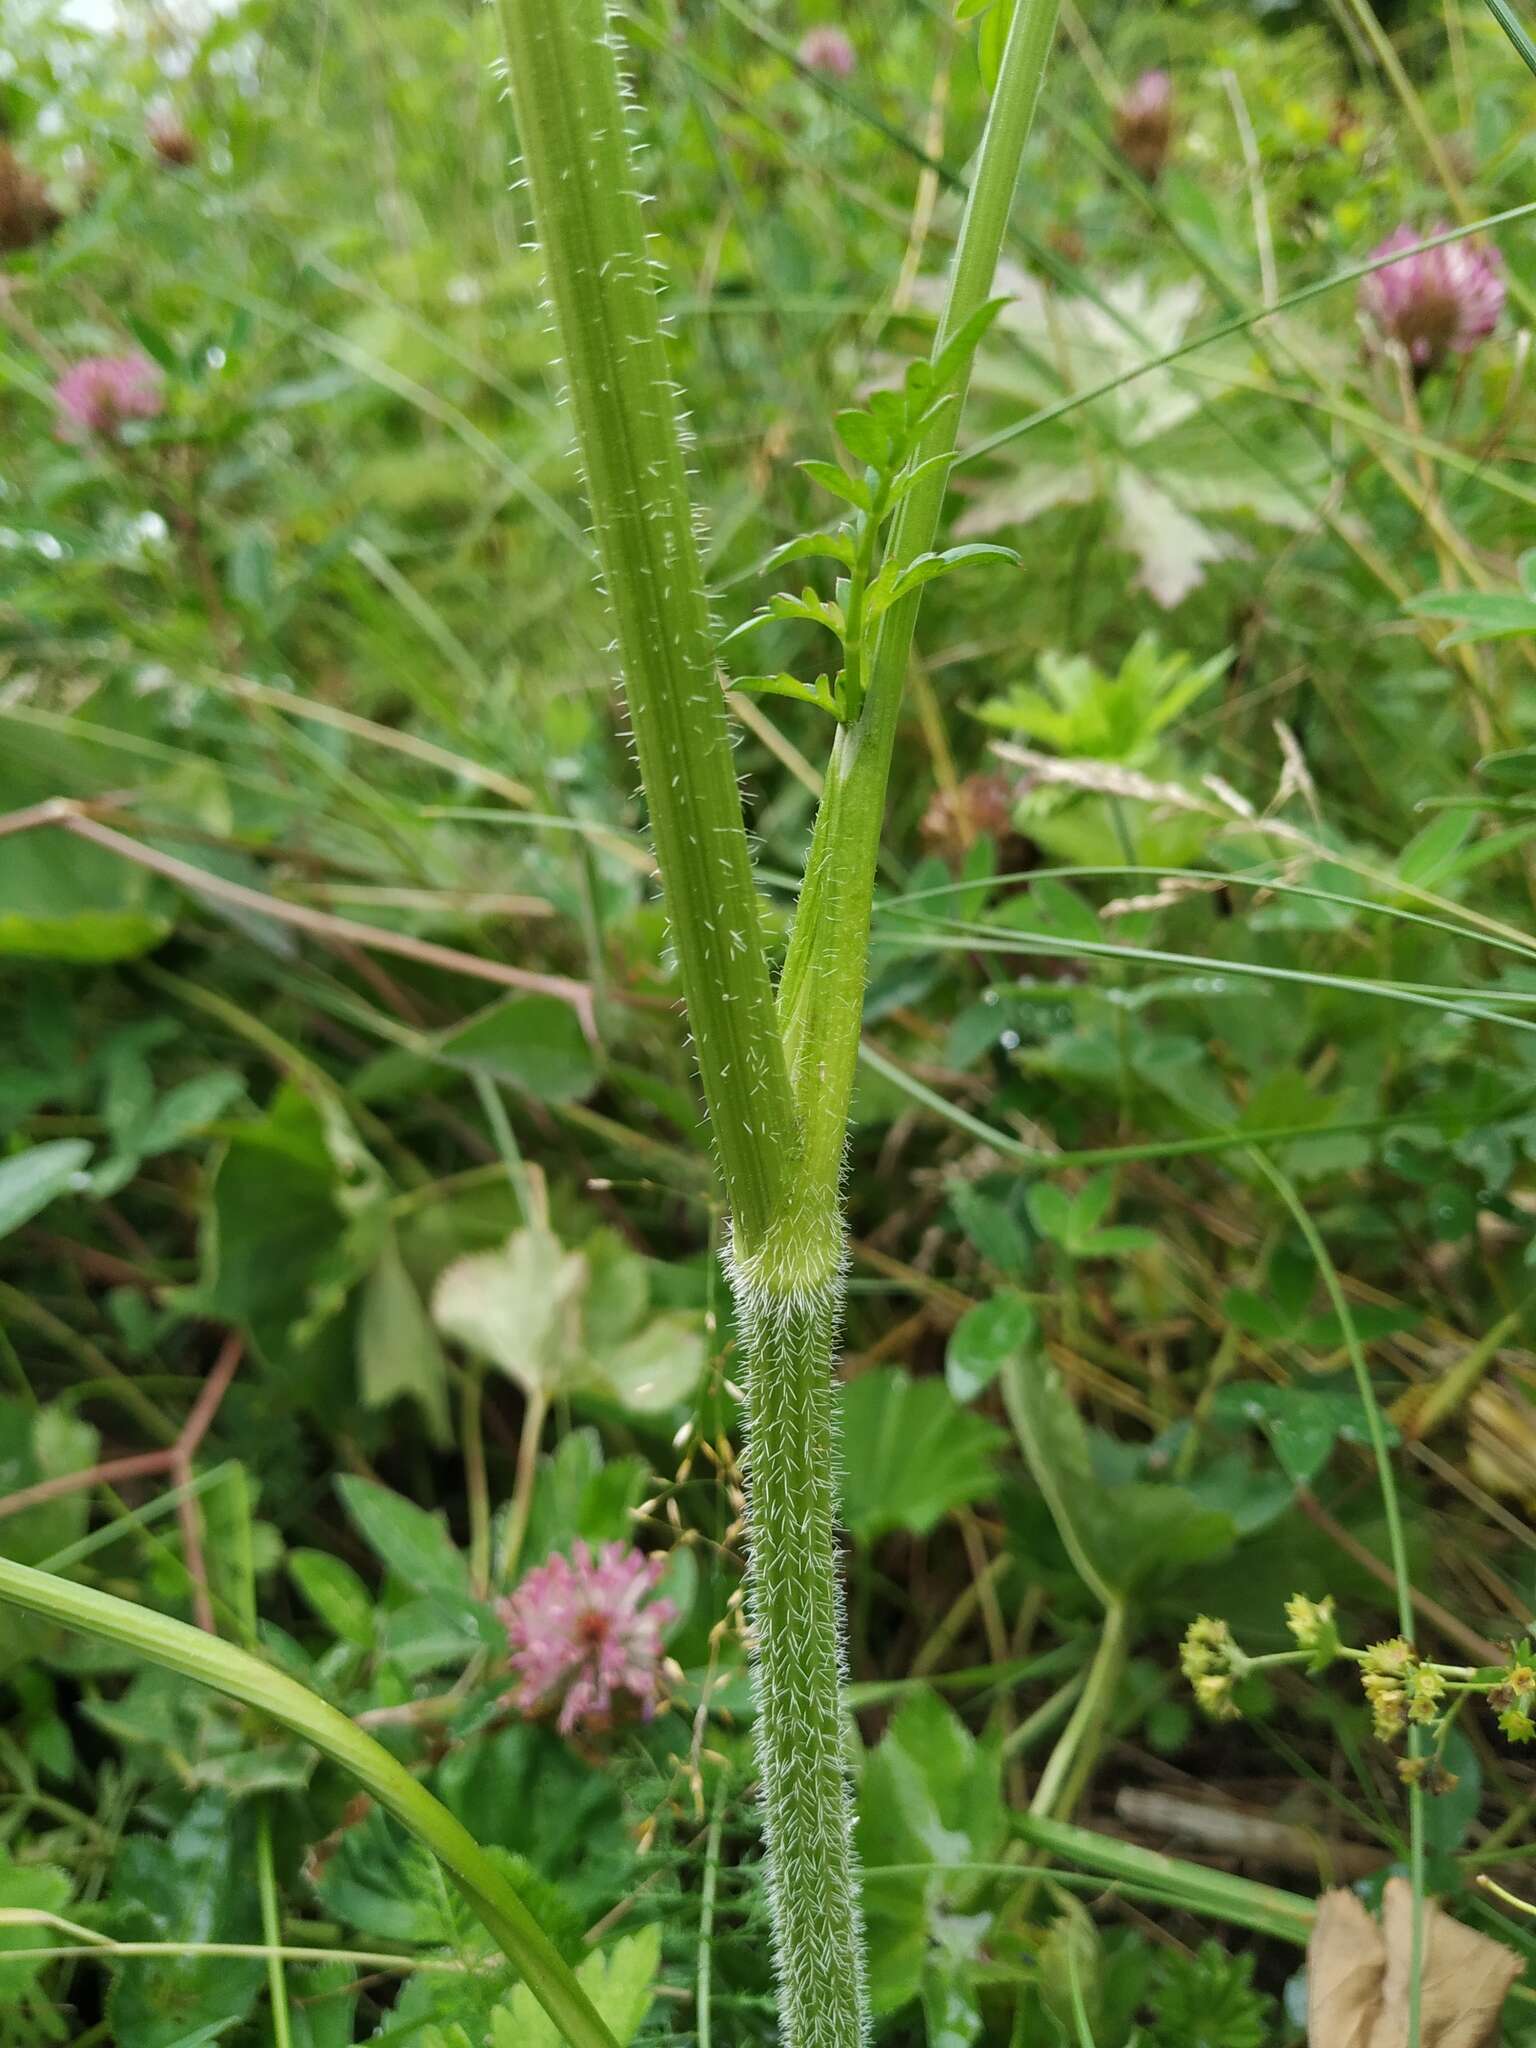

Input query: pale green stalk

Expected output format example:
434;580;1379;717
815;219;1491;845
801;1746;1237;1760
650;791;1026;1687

0;1554;619;2048
498;5;1060;2044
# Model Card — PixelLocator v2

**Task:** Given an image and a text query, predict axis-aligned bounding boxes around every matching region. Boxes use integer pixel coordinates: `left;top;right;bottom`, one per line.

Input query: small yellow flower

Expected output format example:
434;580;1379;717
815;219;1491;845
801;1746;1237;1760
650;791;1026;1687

1180;1615;1233;1683
1405;1663;1445;1726
1285;1593;1341;1670
1361;1669;1408;1743
1362;1637;1414;1678
1194;1673;1241;1722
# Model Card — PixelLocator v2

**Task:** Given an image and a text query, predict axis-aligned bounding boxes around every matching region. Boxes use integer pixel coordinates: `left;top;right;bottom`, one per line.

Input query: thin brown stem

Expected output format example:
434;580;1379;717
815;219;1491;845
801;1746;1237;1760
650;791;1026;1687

0;800;595;1037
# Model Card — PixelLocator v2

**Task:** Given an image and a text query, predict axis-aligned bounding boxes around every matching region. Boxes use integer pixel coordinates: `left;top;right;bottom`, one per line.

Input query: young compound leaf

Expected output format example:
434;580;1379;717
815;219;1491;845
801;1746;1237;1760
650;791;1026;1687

887;449;959;513
867;387;909;438
767;587;847;636
718;610;775;650
730;672;845;720
491;1923;661;2048
724;590;847;649
835;407;891;470
866;542;1019;620
763;531;857;574
930;295;1012;395
799;458;872;512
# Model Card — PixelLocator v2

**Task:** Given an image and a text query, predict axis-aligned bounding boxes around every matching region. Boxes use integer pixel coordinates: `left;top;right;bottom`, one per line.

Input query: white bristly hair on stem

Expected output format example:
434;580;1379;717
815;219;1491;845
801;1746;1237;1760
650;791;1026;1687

494;2;1062;2043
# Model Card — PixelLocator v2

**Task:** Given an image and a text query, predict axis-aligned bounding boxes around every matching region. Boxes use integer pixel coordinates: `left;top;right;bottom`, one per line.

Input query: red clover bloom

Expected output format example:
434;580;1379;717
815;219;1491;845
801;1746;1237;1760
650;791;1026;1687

54;354;164;440
1114;68;1174;183
499;1539;676;1736
798;25;856;79
1359;224;1505;373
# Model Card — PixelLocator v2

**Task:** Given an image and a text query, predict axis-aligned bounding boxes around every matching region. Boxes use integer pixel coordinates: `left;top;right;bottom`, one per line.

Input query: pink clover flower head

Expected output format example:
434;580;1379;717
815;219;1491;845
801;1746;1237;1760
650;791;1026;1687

1359;224;1505;372
54;353;164;440
500;1539;676;1736
1121;67;1172;122
1114;68;1174;182
797;25;856;79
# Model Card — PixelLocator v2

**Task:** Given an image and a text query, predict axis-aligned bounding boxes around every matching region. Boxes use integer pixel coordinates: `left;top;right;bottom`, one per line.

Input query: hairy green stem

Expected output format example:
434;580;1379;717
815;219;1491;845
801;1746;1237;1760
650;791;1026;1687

730;1245;863;2048
0;1555;619;2048
498;5;1060;2042
496;0;795;1250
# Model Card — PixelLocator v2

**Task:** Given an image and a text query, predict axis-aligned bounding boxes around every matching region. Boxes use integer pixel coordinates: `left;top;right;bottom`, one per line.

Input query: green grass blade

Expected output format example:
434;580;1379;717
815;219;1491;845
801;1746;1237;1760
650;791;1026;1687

0;1556;620;2048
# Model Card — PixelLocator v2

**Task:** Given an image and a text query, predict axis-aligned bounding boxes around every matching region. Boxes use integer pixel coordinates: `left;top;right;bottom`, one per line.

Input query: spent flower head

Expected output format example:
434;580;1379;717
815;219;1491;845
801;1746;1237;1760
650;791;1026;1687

1114;68;1174;182
54;354;164;441
797;25;856;78
1398;1755;1459;1795
147;105;197;168
499;1539;676;1736
1359;224;1505;374
0;142;62;253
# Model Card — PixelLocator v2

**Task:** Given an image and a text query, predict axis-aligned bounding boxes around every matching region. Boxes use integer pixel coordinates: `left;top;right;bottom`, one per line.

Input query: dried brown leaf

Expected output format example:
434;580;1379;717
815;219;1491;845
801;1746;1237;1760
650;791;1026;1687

1370;1876;1522;2048
1307;1881;1523;2048
1308;1887;1386;2048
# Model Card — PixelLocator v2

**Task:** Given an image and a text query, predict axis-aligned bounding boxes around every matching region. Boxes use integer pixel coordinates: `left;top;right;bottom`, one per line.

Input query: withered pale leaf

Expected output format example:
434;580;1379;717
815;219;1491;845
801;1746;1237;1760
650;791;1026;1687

1369;1876;1522;2048
1308;1887;1386;2048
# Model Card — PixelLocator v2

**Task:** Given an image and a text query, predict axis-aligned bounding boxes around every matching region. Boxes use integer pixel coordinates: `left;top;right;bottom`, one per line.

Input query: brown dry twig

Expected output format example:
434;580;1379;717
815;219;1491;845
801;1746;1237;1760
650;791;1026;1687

0;797;597;1040
0;1331;244;1634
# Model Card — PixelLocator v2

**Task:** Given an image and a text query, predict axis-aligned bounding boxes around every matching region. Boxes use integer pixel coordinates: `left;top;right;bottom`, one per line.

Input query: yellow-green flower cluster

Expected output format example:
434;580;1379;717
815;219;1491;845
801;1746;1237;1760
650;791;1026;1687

1180;1614;1242;1722
1359;1637;1444;1743
1284;1593;1342;1671
1490;1650;1536;1744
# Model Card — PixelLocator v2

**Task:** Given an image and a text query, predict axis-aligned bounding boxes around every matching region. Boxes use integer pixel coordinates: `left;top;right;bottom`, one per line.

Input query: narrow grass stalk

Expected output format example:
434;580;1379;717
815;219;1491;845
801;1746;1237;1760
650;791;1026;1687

0;1554;619;2048
1253;1152;1425;2048
498;4;1060;2040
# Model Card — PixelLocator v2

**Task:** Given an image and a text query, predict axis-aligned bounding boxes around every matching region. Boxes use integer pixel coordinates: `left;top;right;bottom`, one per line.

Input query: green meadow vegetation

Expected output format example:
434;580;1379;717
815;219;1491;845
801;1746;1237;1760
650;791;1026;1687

3;0;1536;2042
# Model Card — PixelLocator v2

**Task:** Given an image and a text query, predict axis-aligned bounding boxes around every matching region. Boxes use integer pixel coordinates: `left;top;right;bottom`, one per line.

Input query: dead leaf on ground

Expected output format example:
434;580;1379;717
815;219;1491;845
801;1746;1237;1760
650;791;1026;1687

1308;1888;1385;2048
1307;1877;1523;2048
